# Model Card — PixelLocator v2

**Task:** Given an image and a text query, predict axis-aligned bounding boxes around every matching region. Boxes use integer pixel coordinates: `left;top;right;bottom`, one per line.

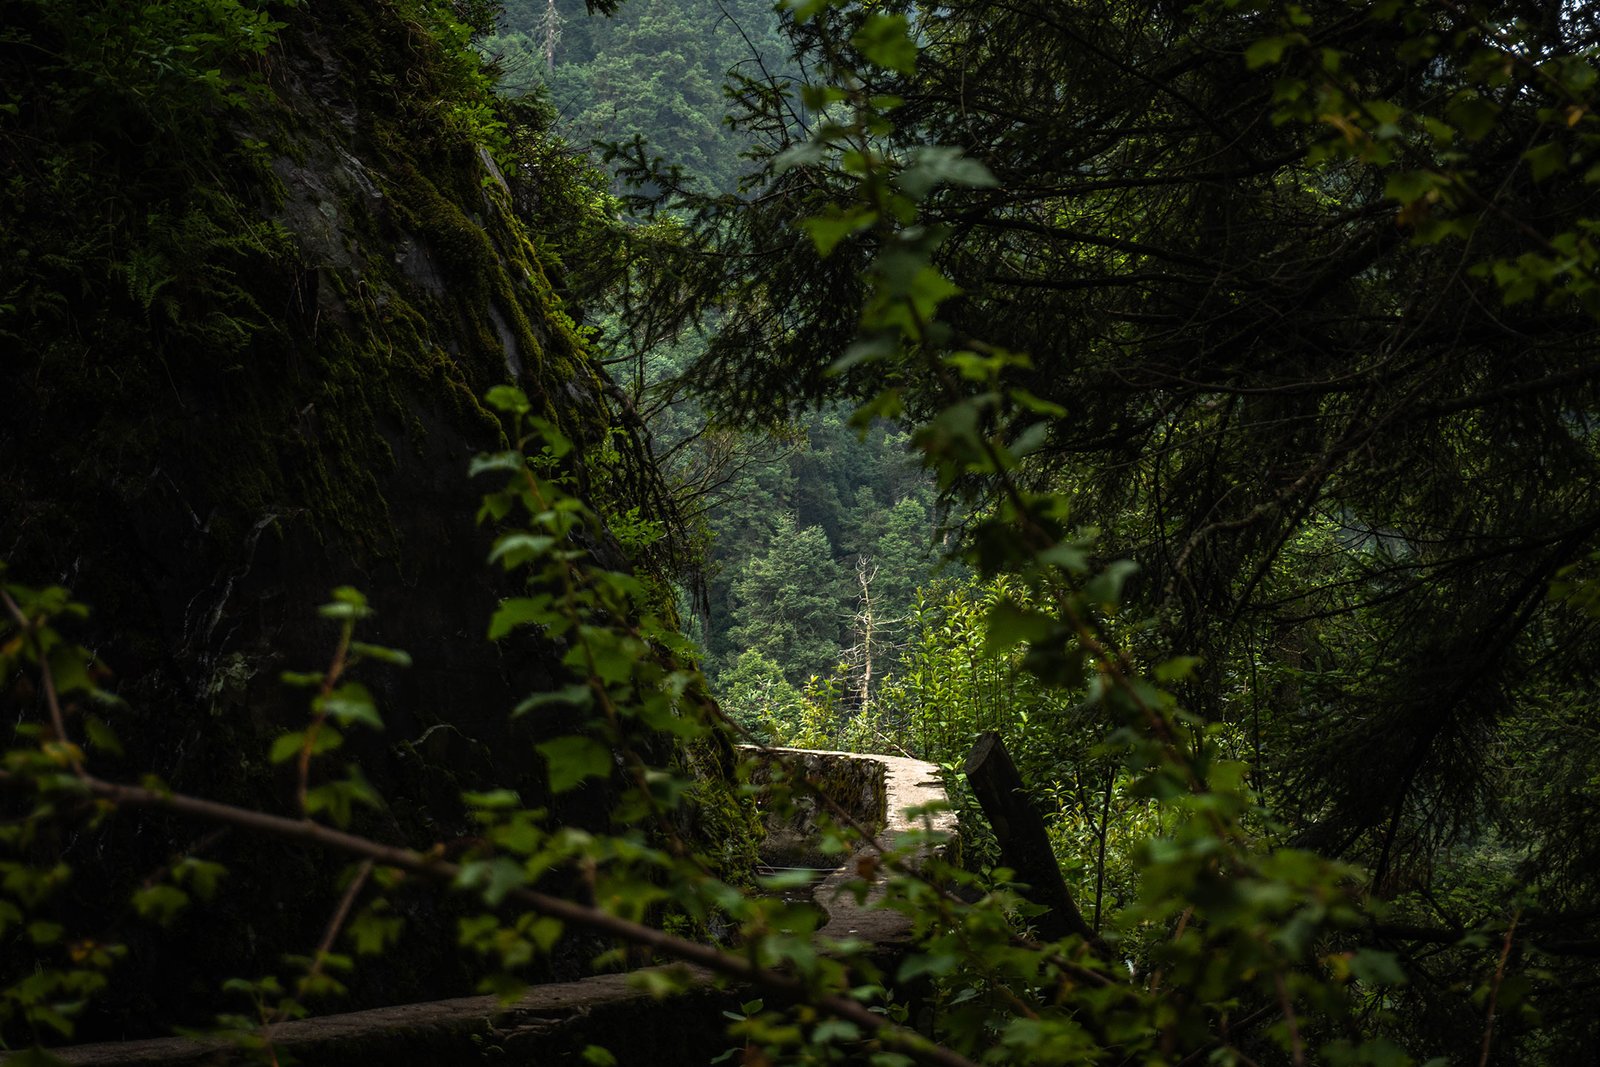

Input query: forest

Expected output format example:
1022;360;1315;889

2;0;1599;1065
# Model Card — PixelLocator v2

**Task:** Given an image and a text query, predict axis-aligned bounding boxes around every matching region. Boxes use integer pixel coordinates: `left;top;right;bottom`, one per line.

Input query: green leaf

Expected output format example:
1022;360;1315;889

269;727;342;764
800;206;878;257
478;972;529;1002
785;0;834;24
478;490;515;523
1038;542;1089;574
901;265;960;322
1245;35;1300;69
348;909;404;955
1010;387;1067;417
897;951;960;982
469;451;525;477
318;587;372;620
350;642;411;667
173;858;227;900
812;1019;861;1044
756;868;817;891
773;141;825;173
1083;559;1139;608
847;387;905;426
798;84;848;110
1350;948;1408;986
316;682;382;730
454;857;527;906
484;385;531;415
579;629;641;685
1384;169;1439;205
85;716;123;757
462;789;523;809
529;916;563;953
488;532;556;570
535;736;613;793
628;966;696;998
131;885;189;925
512;684;592;718
899;146;997;200
851;13;917;75
527;417;574;459
984;600;1056;655
1154;656;1203;683
305;766;384;827
270;731;304;764
634;692;703;739
1010;421;1050;458
832;336;897;376
489;596;558;640
44;644;93;698
1524;141;1567;181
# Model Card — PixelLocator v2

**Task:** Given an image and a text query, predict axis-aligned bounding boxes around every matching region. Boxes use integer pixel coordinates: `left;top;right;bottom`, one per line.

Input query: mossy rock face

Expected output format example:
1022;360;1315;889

0;0;725;1037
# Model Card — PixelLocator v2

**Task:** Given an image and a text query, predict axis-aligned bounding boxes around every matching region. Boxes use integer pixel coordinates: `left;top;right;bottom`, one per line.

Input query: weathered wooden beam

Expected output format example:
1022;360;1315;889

963;731;1100;946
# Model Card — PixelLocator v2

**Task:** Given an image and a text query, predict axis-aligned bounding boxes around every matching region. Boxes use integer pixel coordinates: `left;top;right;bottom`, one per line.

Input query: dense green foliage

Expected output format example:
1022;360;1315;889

617;0;1600;1061
5;1;1600;1066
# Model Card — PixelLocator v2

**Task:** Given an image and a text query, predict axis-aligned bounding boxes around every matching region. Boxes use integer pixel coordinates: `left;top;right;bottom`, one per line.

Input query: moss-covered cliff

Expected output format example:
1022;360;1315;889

0;0;736;1038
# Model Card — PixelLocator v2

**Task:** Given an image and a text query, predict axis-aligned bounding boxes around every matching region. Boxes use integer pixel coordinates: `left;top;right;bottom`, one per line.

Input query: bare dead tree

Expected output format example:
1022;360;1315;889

540;0;562;72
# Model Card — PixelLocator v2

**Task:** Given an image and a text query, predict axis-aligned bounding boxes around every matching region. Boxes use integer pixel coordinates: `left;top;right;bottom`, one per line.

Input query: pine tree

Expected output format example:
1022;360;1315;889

725;513;845;685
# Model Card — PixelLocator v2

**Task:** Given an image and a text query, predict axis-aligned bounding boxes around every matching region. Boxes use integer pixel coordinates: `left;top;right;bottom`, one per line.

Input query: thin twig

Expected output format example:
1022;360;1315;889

1478;909;1520;1067
1;587;84;777
291;860;373;1014
298;622;353;816
1275;970;1305;1067
1149;906;1194;995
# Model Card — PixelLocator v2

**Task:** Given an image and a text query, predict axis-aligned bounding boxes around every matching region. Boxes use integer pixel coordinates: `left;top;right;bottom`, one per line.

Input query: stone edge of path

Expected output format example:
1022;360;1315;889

753;747;959;945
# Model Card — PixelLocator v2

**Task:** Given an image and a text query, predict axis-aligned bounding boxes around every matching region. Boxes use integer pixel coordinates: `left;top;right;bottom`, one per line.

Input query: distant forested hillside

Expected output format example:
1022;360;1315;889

485;0;791;193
